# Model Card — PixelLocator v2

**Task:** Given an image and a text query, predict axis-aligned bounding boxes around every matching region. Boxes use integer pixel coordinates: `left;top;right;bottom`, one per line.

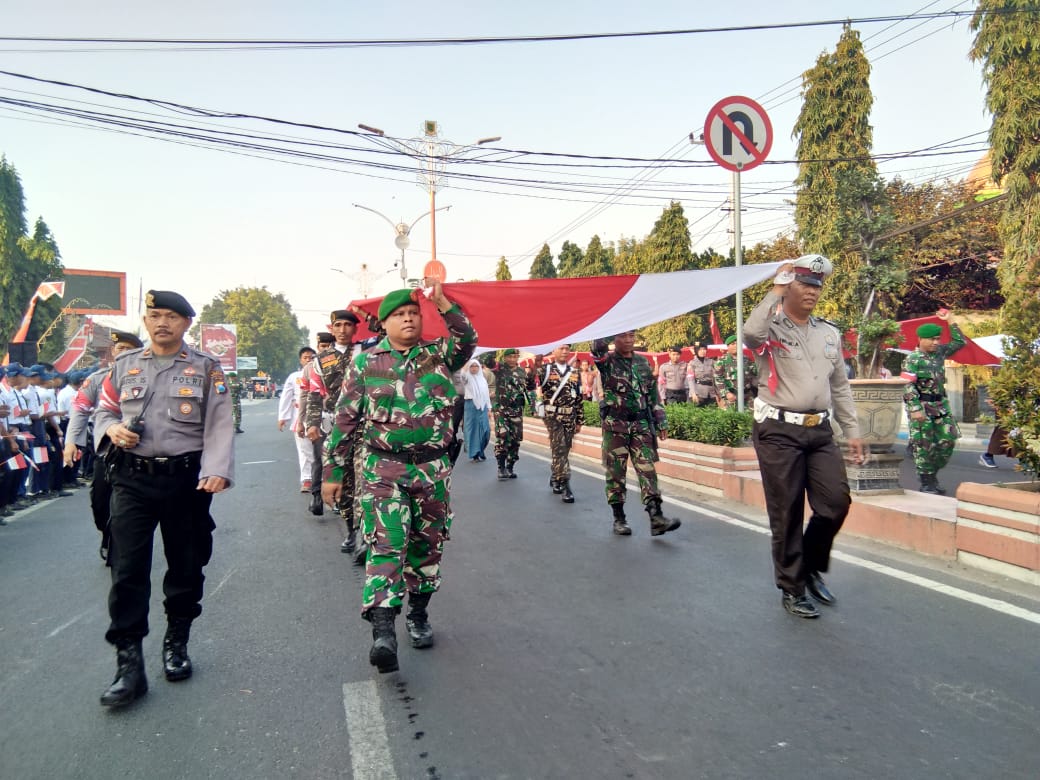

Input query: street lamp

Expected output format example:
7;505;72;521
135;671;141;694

352;204;451;285
358;120;501;269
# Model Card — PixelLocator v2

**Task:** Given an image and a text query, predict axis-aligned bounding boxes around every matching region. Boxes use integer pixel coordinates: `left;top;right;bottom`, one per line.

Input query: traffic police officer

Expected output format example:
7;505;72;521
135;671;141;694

743;257;865;619
93;290;234;707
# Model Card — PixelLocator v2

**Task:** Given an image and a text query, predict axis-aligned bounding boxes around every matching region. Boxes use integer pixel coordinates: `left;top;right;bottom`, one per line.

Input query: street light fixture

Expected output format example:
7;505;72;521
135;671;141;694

352;204;451;285
357;120;501;270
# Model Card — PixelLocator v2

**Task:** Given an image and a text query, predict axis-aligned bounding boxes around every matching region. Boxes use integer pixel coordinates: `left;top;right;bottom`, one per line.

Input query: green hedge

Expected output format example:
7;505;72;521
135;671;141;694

578;401;753;447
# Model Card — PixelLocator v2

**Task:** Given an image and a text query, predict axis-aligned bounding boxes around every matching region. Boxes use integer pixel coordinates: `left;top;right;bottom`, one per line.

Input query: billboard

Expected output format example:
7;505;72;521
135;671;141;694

236;356;258;370
199;323;238;371
62;269;127;315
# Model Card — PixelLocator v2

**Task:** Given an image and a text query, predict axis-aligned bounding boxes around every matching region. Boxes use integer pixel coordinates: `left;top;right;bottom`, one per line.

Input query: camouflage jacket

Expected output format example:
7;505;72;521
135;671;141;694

323;305;477;483
591;339;665;433
493;365;533;417
713;353;757;399
538;362;583;423
901;324;965;416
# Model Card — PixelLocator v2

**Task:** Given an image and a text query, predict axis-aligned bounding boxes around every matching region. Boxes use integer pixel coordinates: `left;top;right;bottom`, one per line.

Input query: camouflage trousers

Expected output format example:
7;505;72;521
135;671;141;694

544;415;577;482
231;400;242;428
337;436;359;528
358;453;453;616
908;413;959;475
602;422;660;506
494;412;524;465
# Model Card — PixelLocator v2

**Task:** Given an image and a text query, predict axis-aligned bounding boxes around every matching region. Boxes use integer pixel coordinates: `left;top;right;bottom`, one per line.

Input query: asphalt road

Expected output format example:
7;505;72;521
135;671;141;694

1;400;1038;779
897;435;1029;494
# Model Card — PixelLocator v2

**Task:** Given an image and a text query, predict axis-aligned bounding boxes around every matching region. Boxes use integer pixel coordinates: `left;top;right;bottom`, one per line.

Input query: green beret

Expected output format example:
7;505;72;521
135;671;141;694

725;335;738;345
916;323;943;339
145;289;195;318
378;289;417;321
502;348;518;357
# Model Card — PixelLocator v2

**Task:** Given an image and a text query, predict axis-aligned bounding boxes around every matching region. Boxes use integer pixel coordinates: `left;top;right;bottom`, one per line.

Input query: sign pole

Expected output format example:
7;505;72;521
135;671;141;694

734;166;745;412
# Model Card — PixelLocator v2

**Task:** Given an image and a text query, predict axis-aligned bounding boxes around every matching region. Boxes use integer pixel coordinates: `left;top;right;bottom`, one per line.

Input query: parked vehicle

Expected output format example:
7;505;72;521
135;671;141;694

249;376;276;399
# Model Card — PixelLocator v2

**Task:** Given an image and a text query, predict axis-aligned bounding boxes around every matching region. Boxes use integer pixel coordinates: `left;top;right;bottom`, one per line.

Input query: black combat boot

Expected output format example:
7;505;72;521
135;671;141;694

560;480;575;503
353;537;368;566
550;478;563;494
496;455;509;480
309;492;324;516
100;640;147;707
162;617;193;681
506;461;517;479
367;607;399;673
646;497;681;536
919;473;942;495
341;518;356;554
405;592;435;649
611;503;631;536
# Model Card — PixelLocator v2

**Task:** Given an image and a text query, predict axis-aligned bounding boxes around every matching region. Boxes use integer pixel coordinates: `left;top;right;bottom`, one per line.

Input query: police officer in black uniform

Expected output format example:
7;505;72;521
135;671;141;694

93;290;234;707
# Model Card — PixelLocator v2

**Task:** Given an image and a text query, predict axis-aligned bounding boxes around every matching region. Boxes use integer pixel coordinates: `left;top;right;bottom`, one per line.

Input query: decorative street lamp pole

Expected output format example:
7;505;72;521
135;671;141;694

357;120;500;269
352;204;450;285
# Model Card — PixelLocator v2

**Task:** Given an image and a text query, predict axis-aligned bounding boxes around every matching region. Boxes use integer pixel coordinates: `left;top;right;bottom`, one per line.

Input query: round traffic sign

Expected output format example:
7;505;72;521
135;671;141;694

703;95;773;173
423;259;447;283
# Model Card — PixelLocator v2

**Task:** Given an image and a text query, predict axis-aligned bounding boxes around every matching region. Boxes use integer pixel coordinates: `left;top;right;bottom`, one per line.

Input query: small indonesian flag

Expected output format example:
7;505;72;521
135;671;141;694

4;453;27;471
31;446;49;464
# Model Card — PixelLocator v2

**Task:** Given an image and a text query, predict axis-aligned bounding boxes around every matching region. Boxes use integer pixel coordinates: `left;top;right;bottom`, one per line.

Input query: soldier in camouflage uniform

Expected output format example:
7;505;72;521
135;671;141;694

592;331;681;537
322;282;476;674
901;312;964;494
227;372;243;433
492;349;533;480
305;308;380;559
539;345;584;503
713;335;758;409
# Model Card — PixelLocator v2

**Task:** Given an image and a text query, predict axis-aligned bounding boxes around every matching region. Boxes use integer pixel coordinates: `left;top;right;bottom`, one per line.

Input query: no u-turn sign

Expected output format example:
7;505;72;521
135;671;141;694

703;95;773;172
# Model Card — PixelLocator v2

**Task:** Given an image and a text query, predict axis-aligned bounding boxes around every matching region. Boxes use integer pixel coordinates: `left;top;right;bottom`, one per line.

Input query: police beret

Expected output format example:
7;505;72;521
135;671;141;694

316;332;334;344
145;289;195;318
502;348;518;357
725;335;738;345
378;289;417;321
110;329;144;348
916;323;943;339
330;309;359;325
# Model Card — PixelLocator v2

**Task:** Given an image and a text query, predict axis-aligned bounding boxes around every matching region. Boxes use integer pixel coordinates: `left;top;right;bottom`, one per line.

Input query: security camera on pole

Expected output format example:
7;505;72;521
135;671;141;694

703;95;773;411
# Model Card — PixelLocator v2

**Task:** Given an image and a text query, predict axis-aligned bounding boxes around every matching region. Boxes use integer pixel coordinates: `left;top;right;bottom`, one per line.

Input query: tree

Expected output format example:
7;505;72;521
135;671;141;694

528;244;557;279
572;234;614;277
196;287;309;380
634;203;699;349
494;256;512;281
0;158;64;352
884;177;1004;315
556;240;584;278
971;1;1040;476
22;218;65;359
793;25;901;377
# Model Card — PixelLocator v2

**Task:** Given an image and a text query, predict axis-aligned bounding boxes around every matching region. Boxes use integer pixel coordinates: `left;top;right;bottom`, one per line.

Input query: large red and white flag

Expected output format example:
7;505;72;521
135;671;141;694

351;263;783;354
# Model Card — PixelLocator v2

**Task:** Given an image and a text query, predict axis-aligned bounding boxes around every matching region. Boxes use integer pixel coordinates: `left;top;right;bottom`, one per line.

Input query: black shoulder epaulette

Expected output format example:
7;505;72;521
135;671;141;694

813;317;844;334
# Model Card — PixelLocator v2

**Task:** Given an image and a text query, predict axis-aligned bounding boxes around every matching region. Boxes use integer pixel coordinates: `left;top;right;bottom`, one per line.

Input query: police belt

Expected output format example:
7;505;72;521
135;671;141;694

918;392;944;402
696;379;714;386
372;446;450;464
760;402;829;427
121;451;202;476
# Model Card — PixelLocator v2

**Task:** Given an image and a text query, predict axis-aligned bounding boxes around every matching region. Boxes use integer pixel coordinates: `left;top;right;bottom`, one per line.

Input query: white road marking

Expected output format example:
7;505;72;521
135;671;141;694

526;451;1040;626
342;681;397;780
209;567;237;598
241;460;277;465
47;609;93;638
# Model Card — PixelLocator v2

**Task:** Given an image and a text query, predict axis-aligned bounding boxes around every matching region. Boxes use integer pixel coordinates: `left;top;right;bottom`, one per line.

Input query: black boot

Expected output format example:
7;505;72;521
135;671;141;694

507;462;517;479
919;473;941;495
162;617;193;681
309;492;324;516
405;592;435;649
646;498;680;536
100;640;147;707
367;607;399;673
353;537;368;566
611;503;631;536
550;478;563;494
561;480;575;504
341;521;356;554
496;455;509;480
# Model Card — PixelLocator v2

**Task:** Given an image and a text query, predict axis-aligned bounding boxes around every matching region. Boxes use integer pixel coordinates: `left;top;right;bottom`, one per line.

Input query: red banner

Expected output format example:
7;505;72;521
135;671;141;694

200;324;238;371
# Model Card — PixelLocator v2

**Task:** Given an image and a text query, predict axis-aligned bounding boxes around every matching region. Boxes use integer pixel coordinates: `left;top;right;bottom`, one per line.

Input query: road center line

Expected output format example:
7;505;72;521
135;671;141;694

342;681;397;780
525;451;1040;626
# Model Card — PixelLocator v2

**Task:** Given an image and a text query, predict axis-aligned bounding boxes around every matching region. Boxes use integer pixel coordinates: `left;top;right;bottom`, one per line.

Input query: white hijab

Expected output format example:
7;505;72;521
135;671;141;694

463;359;491;410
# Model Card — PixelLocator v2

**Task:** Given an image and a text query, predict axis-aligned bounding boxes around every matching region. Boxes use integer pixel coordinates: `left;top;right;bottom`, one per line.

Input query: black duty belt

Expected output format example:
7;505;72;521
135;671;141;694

603;408;645;422
373;447;450;464
122;451;202;476
696;379;714;386
918;393;944;402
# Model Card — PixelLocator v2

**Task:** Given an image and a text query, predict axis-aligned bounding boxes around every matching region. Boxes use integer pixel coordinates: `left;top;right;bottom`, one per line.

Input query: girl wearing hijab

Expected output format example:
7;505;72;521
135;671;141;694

462;358;491;462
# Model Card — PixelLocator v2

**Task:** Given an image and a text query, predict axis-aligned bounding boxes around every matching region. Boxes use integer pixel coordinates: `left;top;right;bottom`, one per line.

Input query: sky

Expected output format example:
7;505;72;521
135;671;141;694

0;1;992;341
